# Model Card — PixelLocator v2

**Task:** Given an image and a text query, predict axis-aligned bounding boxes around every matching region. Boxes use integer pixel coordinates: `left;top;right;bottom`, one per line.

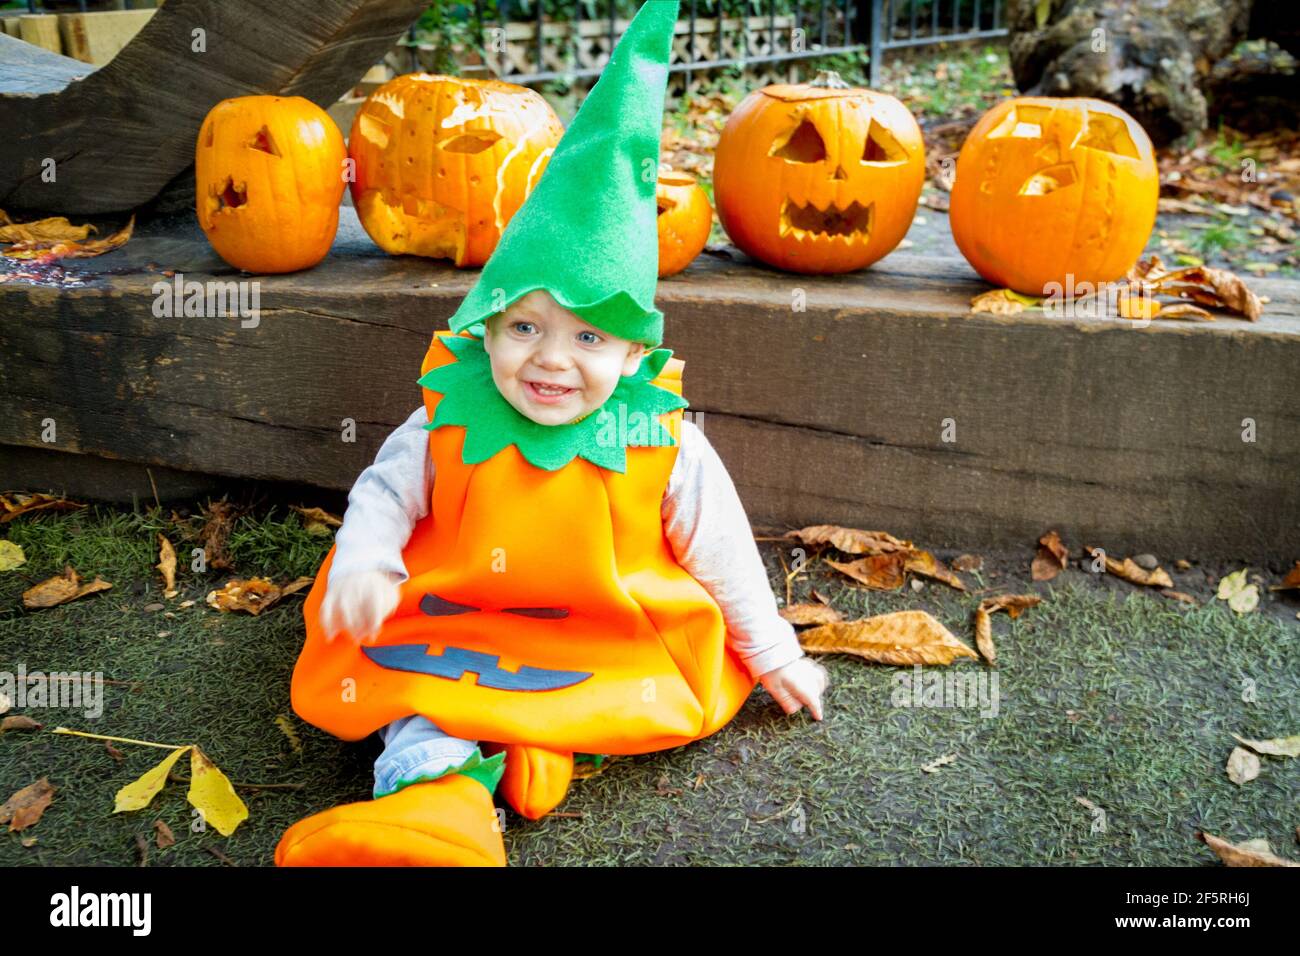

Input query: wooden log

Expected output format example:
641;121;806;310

59;9;158;66
0;0;433;218
1;212;1297;562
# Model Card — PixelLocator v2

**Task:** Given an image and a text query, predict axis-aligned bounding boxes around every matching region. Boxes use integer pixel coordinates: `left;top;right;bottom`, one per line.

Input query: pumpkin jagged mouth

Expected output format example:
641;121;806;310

779;198;873;241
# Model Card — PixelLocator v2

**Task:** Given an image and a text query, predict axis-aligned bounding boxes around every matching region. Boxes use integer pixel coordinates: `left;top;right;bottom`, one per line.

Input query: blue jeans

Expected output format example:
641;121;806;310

372;715;478;799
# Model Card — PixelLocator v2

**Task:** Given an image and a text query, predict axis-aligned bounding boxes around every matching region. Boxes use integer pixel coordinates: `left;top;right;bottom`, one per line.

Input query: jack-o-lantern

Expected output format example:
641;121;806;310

949;97;1158;295
713;70;925;274
656;167;712;277
348;74;564;268
196;95;347;274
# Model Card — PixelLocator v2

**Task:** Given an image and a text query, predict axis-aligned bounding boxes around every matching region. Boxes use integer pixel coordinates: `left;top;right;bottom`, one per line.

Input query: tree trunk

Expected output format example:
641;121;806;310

1005;0;1254;146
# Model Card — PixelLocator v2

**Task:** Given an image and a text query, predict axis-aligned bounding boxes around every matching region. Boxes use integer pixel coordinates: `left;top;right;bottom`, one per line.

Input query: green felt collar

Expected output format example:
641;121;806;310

417;334;688;474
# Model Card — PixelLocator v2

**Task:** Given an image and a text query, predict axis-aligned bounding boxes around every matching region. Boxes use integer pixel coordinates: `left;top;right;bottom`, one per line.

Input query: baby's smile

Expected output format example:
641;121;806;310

521;378;580;405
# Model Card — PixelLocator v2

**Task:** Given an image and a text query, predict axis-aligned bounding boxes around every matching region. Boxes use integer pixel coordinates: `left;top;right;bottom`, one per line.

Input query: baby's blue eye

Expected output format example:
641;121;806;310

578;331;601;344
513;321;535;334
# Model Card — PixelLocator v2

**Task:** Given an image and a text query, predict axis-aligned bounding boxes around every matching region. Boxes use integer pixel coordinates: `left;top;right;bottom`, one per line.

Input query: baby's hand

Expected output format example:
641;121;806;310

320;570;402;645
760;657;828;721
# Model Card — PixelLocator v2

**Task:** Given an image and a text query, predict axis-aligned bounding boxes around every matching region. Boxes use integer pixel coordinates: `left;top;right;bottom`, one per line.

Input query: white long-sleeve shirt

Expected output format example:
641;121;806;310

328;406;805;681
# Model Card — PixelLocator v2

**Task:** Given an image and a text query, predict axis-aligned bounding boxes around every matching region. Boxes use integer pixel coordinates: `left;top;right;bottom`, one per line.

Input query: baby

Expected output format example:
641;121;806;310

276;0;826;867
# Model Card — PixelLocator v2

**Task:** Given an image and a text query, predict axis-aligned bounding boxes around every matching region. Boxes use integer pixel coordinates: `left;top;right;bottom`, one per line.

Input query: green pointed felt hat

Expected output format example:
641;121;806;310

447;0;680;347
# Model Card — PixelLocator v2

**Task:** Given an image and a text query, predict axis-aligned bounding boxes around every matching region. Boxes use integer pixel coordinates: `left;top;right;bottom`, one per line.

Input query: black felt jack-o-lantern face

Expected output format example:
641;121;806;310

949;97;1159;294
713;71;926;274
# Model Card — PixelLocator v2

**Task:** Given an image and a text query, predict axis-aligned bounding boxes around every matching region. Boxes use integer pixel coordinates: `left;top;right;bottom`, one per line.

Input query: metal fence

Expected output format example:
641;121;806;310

868;0;1008;84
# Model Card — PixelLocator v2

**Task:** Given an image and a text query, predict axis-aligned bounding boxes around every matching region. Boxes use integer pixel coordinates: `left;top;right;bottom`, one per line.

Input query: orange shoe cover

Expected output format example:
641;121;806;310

483;743;574;820
275;773;506;867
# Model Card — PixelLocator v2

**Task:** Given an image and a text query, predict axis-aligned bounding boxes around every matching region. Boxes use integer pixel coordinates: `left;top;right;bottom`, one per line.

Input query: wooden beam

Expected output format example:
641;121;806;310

0;0;432;218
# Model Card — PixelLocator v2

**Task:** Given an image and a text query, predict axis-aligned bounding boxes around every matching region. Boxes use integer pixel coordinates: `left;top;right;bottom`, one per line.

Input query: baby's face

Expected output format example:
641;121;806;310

482;290;646;427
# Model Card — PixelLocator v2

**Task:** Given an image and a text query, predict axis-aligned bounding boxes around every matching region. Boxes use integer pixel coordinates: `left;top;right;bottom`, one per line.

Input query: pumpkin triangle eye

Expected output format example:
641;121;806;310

1074;113;1140;159
862;120;905;163
988;104;1050;140
249;126;280;156
440;131;502;154
772;118;827;163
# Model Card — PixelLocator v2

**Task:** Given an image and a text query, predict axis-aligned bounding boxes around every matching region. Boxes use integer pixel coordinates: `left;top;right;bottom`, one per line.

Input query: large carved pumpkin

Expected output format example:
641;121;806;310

949;97;1158;295
713;70;925;274
196;95;347;274
348;74;564;268
656;167;712;277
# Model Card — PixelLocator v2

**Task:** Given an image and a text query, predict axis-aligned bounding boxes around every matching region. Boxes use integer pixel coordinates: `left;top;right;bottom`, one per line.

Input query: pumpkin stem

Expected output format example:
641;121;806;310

809;70;851;90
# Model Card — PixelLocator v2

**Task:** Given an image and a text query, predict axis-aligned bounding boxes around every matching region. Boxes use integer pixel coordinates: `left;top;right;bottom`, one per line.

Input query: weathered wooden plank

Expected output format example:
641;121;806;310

0;0;432;217
1;211;1297;560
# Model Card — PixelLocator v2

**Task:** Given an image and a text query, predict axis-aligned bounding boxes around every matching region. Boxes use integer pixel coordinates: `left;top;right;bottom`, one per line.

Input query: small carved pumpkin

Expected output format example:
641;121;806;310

348;74;564;268
196;95;347;274
656;167;712;277
713;70;925;274
949;97;1158;294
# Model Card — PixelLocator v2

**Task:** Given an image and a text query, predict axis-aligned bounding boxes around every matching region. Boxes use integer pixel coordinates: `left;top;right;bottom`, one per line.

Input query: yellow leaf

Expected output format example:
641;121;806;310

0;540;25;572
114;746;189;813
1230;733;1300;758
187;747;248;837
798;610;978;665
157;534;178;598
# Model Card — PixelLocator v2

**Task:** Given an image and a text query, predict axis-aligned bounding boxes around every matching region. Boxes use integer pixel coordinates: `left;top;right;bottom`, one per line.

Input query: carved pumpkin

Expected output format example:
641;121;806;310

196;95;347;274
949;97;1158;295
713;70;925;274
348;74;564;268
656;167;712;277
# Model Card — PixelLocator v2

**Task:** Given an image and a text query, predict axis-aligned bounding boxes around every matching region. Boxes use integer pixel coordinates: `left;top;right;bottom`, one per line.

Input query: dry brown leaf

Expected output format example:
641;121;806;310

1230;733;1300;758
1160;589;1198;604
786;525;913;555
206;578;282;615
797;610;978;665
279;577;315;599
22;566;113;609
951;553;982;572
154;819;175;849
779;603;844;626
1269;561;1300;591
0;777;55;832
291;505;342;535
1085;547;1174;588
157;534;178;599
825;554;906;590
1032;530;1069;581
921;753;959;773
1154;264;1263;321
974;606;996;665
0;716;42;733
902;550;966;591
0;493;85;522
810;588;831;605
1157;302;1214;320
979;594;1043;619
199;501;236;571
3;215;133;262
1226;746;1260;785
1197;831;1300;867
971;288;1040;315
0;215;96;245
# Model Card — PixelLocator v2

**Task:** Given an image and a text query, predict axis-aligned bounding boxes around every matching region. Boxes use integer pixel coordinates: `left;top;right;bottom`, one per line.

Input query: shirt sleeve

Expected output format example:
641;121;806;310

660;419;806;681
327;405;434;589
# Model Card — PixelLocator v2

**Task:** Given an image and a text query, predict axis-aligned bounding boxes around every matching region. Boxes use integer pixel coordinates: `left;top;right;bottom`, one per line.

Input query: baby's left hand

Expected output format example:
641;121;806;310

760;657;828;721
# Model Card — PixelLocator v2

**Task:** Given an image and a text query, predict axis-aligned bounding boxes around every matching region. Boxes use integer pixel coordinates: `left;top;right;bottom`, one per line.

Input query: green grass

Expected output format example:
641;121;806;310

1;508;1297;866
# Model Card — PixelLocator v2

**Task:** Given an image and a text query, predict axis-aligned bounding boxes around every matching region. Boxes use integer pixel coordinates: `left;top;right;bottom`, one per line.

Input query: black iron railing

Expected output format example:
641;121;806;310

868;0;1007;84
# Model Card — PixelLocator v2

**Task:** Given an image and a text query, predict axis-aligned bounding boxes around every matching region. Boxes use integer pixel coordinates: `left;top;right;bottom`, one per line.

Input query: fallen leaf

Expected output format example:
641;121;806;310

1268;561;1300;591
798;610;978;665
951;553;982;572
1216;568;1259;614
114;747;189;813
1230;733;1300;758
22;566;113;609
902;550;966;590
3;215;133;263
274;715;302;753
779;603;844;626
291;505;342;535
1159;589;1198;604
1032;530;1069;581
154;818;175;849
1117;289;1162;320
0;214;96;244
1197;831;1300;867
1153;264;1263;320
206;578;282;615
1157;302;1214;320
0;492;84;522
786;525;913;555
198;501;236;571
0;716;42;733
187;747;248;837
157;534;178;599
974;606;996;665
1084;547;1174;588
1226;746;1260;785
1;778;55;832
979;594;1043;619
0;539;26;571
279;577;315;599
971;288;1040;314
825;554;906;590
105;741;124;762
921;753;959;773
